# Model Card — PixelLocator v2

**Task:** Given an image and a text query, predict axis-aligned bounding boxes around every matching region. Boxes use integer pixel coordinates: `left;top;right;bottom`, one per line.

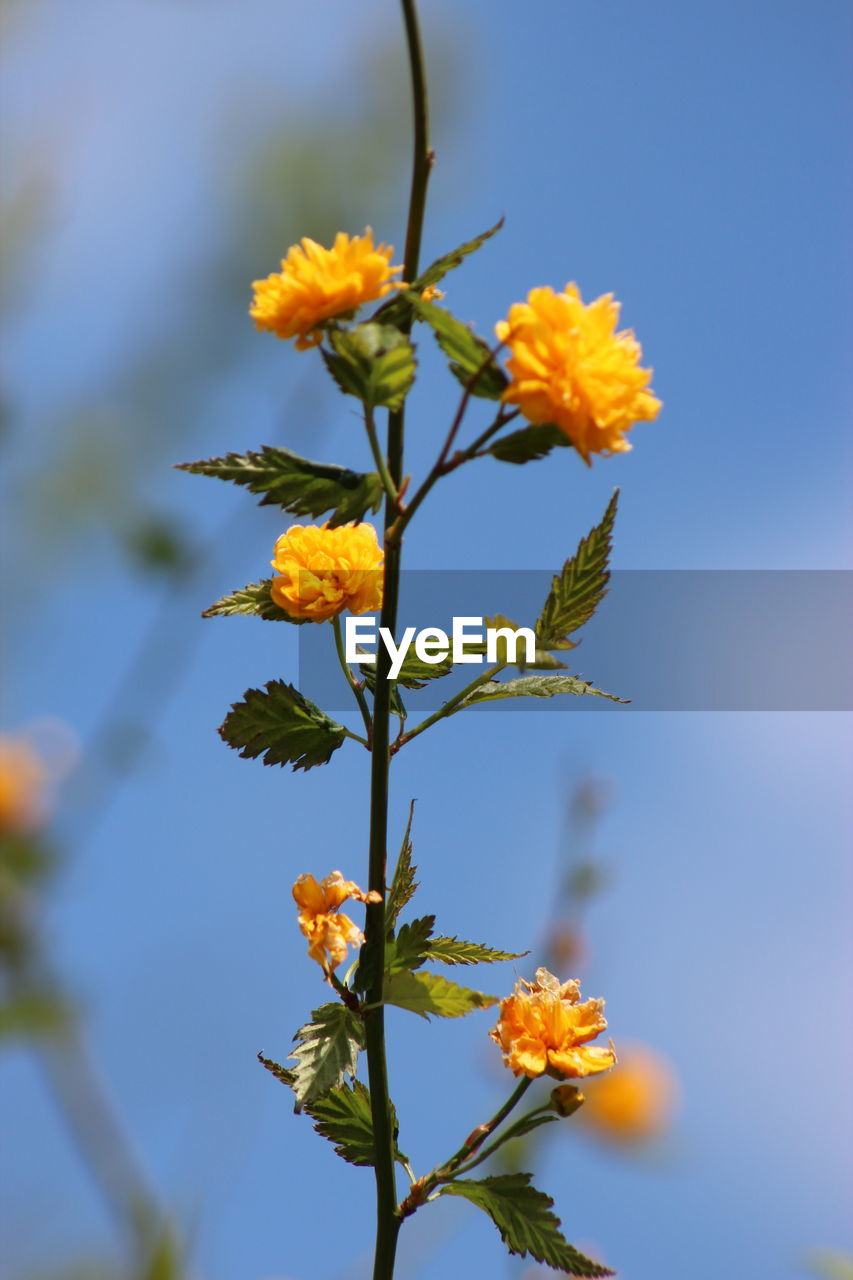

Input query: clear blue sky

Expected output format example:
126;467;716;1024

1;2;851;1278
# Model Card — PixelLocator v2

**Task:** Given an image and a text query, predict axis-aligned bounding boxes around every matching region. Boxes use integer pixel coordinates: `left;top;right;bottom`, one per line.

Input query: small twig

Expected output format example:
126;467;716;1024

333;616;373;743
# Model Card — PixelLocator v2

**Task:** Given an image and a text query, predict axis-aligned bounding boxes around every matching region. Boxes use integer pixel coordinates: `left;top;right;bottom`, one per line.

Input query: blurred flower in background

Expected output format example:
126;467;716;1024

577;1041;679;1146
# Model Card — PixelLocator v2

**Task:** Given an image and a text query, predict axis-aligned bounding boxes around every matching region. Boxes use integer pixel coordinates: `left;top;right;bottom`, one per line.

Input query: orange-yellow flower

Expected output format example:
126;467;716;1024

0;733;47;835
578;1043;678;1143
250;229;403;349
270;522;384;623
495;283;661;461
420;284;445;302
490;967;616;1080
292;870;381;973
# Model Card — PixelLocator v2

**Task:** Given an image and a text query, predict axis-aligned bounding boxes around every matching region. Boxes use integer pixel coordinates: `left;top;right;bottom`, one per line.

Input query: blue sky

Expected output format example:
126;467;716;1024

1;2;851;1278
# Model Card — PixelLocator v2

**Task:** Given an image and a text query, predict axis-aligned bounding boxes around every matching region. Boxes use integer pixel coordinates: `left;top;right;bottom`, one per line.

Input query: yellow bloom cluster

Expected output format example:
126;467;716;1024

490;967;616;1080
250;230;403;349
579;1043;678;1143
0;733;47;836
496;283;661;461
292;870;381;973
270;522;384;623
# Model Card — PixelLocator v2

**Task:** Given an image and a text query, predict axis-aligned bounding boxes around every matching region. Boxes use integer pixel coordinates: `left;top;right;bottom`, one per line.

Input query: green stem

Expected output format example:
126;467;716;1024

450;1102;550;1177
332;615;373;742
390;408;520;541
363;3;432;1278
440;1077;533;1179
365;406;401;507
400;1078;534;1219
394;661;506;752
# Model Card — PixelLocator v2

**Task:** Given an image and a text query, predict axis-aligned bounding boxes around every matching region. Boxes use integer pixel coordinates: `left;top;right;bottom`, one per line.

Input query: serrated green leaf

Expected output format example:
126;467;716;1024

390;649;454;688
459;614;567;671
415;217;505;291
441;1174;613;1277
383;969;497;1019
357;664;408;721
387;915;435;973
219;680;348;771
411;299;508;400
289;1003;366;1109
203;578;305;622
360;648;453;695
302;1077;409;1168
386;802;418;930
177;446;383;527
374;218;504;326
258;1052;295;1087
322;323;416;411
535;492;618;649
489;422;571;464
426;937;528;966
461;674;628;707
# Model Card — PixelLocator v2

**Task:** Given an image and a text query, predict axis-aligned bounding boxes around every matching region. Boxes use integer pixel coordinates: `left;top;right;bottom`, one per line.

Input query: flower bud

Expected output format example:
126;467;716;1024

550;1084;585;1117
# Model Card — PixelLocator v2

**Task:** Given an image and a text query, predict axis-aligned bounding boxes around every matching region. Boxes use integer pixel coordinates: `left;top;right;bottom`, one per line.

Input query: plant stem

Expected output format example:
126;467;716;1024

394;661;506;752
399;1077;534;1219
441;1076;533;1177
363;3;432;1278
332;615;373;742
364;406;401;507
389;407;520;541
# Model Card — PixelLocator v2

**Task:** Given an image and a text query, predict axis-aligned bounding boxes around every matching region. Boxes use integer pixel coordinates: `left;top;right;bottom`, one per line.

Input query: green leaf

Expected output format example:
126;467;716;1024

386;802;418;930
358;664;408;721
177;445;383;527
387;915;435;973
289;1003;366;1110
459;614;567;671
535;491;619;649
415;217;505;292
391;649;454;688
219;680;348;771
488;422;571;465
374;218;504;325
257;1052;295;1087
441;1174;613;1277
304;1077;409;1168
426;937;528;966
411;298;508;400
462;674;628;707
383;969;497;1019
202;578;304;622
322;323;416;411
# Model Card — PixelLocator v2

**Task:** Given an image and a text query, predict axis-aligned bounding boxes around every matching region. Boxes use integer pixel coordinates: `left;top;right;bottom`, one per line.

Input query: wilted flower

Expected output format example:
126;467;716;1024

0;733;48;835
495;283;661;461
420;284;445;302
490;967;616;1080
250;229;403;349
578;1043;678;1143
293;870;381;973
270;522;384;622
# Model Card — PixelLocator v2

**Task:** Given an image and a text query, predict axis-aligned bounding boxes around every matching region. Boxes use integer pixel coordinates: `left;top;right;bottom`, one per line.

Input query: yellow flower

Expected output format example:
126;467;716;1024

578;1043;678;1144
270;522;384;623
292;870;381;973
420;284;445;302
495;283;661;461
0;733;47;835
250;229;404;349
490;967;616;1080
